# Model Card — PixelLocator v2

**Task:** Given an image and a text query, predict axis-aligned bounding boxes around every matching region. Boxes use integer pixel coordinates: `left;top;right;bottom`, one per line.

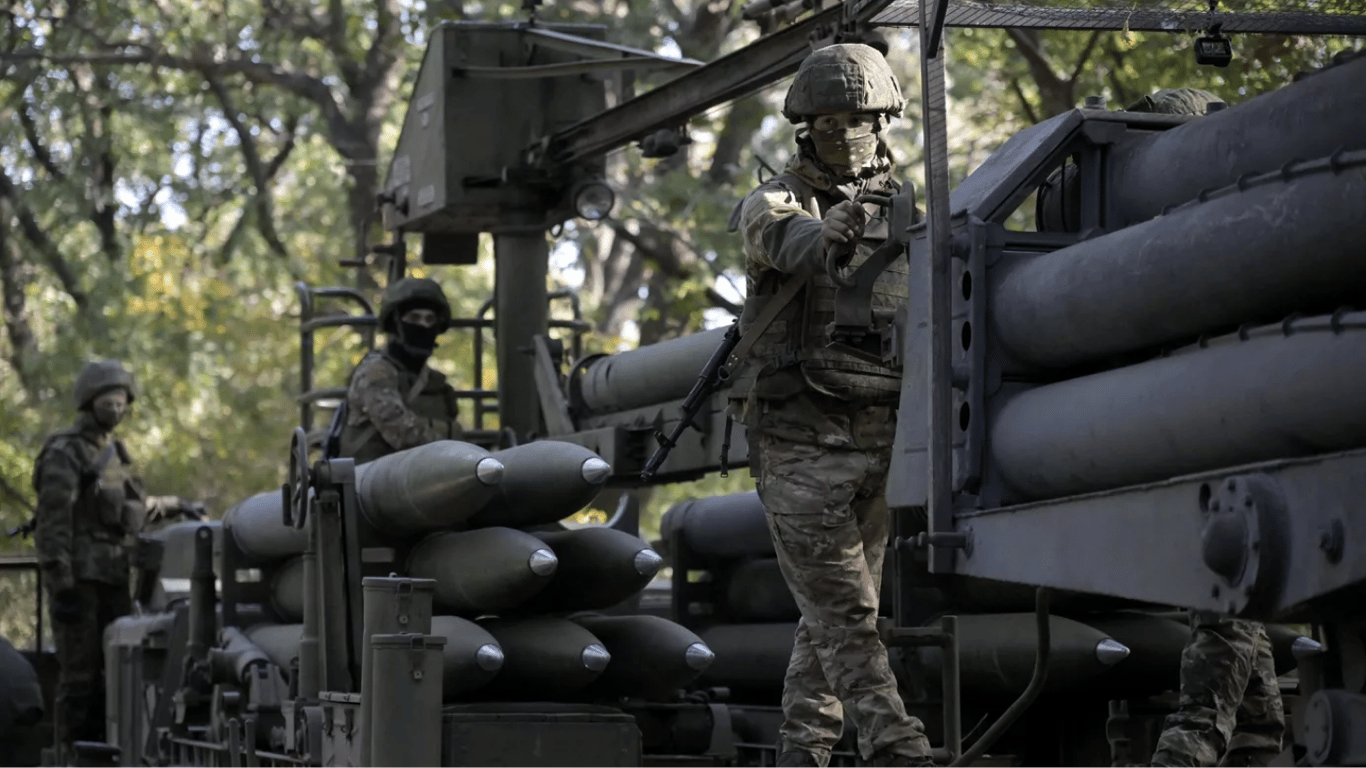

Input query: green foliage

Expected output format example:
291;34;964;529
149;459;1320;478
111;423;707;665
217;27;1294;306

0;0;1357;565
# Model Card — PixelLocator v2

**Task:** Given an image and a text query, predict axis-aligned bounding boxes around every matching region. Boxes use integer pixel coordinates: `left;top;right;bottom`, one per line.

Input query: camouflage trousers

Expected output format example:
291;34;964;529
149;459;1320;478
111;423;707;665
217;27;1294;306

46;579;131;749
750;403;930;766
1151;613;1285;767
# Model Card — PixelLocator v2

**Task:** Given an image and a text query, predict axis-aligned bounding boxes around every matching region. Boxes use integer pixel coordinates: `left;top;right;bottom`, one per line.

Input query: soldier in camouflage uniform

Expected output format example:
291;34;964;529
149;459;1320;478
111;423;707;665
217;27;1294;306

1037;87;1227;232
32;360;201;755
1125;87;1226;115
1135;84;1286;768
728;44;932;768
1150;612;1285;767
337;277;462;464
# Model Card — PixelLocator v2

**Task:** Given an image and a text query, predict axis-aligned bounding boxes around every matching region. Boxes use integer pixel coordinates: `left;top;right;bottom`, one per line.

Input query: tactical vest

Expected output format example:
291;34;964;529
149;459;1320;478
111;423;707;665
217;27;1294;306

338;351;460;465
32;427;138;585
732;172;908;405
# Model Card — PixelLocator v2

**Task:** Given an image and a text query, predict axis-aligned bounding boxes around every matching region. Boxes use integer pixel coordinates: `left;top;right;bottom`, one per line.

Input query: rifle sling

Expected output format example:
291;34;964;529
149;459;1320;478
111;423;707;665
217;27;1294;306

728;272;810;372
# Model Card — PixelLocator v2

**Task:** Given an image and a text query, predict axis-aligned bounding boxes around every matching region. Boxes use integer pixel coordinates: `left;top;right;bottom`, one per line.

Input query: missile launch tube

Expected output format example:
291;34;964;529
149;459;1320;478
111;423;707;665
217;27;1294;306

223;491;308;562
570;326;728;415
991;312;1366;501
660;491;774;560
270;556;305;622
993;155;1366;369
1108;55;1365;225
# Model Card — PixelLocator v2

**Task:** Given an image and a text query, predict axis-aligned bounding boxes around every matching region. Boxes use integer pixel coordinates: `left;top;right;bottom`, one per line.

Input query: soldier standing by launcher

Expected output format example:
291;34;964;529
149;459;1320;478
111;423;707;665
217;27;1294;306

1031;83;1284;767
336;277;463;464
32;360;202;760
728;44;933;768
1113;86;1287;768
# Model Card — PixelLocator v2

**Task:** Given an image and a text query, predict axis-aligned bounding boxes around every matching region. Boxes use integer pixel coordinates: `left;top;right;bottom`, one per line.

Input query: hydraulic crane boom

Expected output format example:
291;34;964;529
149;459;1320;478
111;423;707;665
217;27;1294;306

538;0;893;168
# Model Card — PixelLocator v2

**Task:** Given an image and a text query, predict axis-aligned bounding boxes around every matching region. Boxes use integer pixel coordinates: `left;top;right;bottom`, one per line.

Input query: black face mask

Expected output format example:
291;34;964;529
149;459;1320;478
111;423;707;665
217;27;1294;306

399;321;441;353
92;401;125;430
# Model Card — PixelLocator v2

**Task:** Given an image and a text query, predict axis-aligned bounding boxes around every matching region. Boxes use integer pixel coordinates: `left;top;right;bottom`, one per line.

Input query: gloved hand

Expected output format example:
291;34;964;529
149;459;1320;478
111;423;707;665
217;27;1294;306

52;588;87;625
821;200;867;259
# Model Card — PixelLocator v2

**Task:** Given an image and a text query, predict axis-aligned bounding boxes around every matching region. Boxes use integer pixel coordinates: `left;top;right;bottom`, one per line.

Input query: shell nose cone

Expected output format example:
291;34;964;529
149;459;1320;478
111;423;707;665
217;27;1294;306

528;548;559;576
581;457;612;485
581;643;612;672
684;642;716;672
476;457;505;486
1095;638;1131;666
633;548;664;577
475;643;505;672
1292;636;1325;659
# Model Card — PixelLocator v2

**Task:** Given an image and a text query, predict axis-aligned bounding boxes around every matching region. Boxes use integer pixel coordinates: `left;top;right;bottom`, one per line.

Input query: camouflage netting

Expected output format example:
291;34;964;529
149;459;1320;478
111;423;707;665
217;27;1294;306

873;0;1366;35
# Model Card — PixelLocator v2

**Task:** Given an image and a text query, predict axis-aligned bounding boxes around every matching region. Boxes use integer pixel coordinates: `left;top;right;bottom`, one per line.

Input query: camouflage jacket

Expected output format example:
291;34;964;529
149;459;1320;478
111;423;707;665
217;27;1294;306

729;149;906;411
30;414;173;589
338;349;462;465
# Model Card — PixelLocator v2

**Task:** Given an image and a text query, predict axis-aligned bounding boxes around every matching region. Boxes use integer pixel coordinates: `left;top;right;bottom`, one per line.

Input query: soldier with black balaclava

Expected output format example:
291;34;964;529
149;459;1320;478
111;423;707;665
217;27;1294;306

32;359;201;759
337;277;463;464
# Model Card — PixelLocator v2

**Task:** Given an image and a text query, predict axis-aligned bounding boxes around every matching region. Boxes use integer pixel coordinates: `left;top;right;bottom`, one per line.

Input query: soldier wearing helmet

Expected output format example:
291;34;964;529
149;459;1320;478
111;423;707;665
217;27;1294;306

31;359;202;757
1132;86;1286;768
337;277;463;464
728;44;933;768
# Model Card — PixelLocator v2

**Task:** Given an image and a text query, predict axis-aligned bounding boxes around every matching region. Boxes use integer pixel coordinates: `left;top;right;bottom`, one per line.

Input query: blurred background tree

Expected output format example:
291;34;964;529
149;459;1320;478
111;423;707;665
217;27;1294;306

0;0;1357;559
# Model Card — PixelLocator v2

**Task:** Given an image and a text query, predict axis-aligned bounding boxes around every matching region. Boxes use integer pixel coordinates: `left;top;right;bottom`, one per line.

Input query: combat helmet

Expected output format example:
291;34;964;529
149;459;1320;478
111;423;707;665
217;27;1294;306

783;43;906;124
378;277;452;333
1125;87;1226;115
74;359;136;411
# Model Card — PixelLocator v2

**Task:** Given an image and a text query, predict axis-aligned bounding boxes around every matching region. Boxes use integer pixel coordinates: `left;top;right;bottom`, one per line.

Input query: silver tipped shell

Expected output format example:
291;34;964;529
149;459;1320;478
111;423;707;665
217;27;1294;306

633;548;664;577
580;457;612;485
475;457;505;486
528;548;559;576
581;643;612;672
1292;636;1325;659
684;642;716;672
475;643;505;672
1094;638;1131;666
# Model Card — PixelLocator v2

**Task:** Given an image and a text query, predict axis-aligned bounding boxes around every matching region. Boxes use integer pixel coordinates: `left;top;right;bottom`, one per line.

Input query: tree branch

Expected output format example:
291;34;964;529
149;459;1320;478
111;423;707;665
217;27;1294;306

1;49;365;159
1106;44;1134;108
0;216;38;395
0;171;88;308
69;67;120;263
1069;30;1104;85
608;220;740;315
1008;77;1039;125
206;73;298;260
17;94;66;181
1005;28;1072;116
0;472;37;516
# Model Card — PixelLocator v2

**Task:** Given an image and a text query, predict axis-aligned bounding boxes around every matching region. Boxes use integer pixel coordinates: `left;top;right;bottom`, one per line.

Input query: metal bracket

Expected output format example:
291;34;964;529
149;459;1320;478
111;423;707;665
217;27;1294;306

826;184;917;362
878;615;963;761
531;333;576;435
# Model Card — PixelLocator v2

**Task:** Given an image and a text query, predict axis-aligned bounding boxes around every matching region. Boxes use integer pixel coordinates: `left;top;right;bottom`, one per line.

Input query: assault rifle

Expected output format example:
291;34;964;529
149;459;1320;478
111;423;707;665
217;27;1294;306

641;320;742;481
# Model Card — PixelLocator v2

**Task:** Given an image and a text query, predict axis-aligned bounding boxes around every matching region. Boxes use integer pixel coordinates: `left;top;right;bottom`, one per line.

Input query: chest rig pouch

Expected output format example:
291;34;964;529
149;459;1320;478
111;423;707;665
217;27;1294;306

823;182;920;368
96;440;138;536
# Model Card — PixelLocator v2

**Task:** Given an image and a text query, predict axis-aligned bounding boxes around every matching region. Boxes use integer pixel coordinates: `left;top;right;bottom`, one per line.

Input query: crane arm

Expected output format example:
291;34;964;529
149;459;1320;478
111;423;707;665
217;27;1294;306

541;0;892;168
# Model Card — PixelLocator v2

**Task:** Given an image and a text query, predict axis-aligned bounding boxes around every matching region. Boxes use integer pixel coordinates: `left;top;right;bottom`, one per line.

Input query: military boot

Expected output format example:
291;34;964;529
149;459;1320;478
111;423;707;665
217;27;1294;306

777;749;821;767
862;747;936;767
